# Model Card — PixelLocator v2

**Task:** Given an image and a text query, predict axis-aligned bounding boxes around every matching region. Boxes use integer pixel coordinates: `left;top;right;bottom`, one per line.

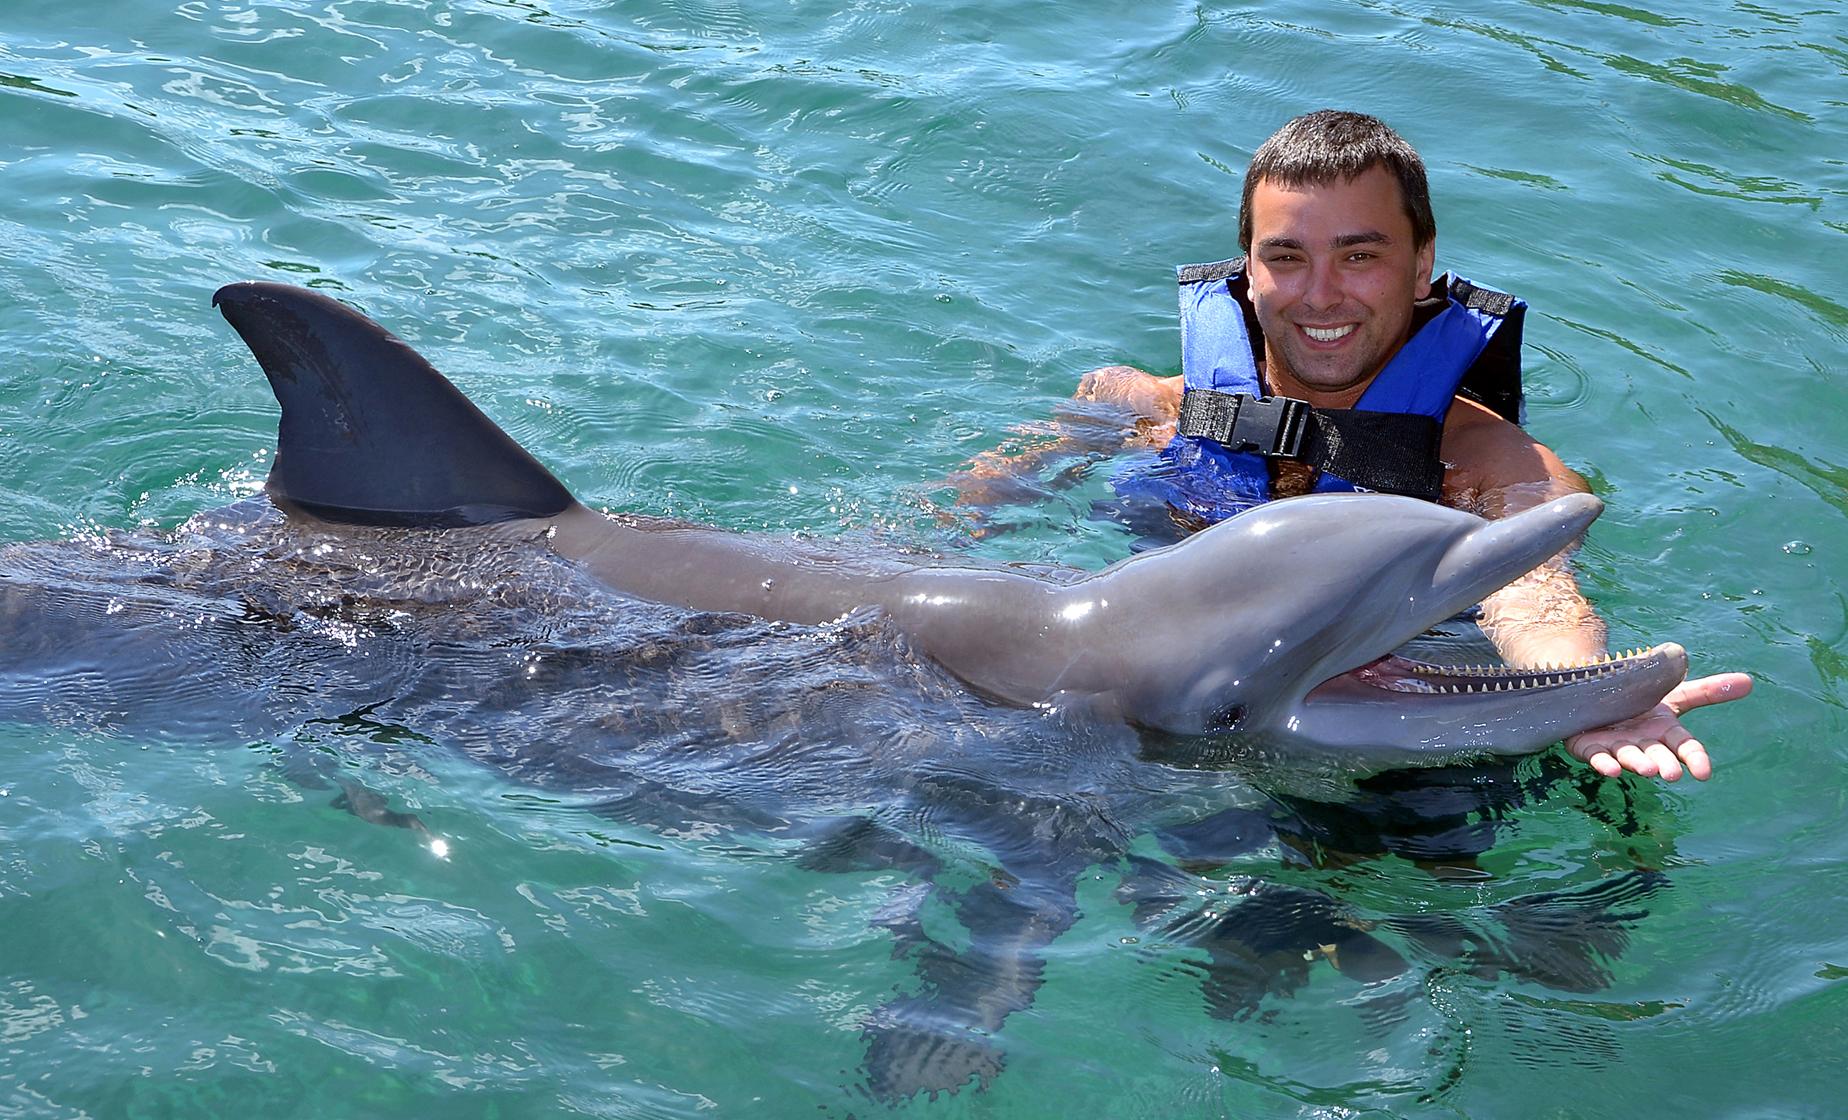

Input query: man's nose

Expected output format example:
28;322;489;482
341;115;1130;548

1303;258;1342;310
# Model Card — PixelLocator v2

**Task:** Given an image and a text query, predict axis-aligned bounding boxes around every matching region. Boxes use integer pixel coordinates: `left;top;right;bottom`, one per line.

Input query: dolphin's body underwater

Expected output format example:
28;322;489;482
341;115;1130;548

214;280;1682;759
0;282;1691;1099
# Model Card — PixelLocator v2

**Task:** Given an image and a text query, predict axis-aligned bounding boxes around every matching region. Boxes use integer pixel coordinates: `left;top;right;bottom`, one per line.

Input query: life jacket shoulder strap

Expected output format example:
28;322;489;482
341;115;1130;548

1446;275;1526;425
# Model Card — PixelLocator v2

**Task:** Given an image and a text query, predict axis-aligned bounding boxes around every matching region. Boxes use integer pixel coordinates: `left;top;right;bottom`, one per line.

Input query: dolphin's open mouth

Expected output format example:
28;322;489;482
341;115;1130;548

1281;642;1687;756
1309;644;1678;699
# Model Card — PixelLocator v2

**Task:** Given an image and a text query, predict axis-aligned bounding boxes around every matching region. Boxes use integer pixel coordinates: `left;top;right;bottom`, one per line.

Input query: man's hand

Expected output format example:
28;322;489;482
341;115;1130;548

1564;672;1754;782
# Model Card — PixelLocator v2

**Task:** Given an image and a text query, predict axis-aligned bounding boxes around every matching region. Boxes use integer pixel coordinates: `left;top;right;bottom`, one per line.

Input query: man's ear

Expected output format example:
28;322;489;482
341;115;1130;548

1416;238;1437;299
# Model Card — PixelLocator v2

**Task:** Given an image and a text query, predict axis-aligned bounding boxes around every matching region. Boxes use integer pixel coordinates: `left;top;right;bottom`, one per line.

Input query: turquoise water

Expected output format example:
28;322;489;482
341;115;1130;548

2;1;1845;1116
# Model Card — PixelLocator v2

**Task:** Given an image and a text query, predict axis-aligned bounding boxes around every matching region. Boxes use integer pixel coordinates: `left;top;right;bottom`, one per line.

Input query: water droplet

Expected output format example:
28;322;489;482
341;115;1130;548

1782;540;1813;556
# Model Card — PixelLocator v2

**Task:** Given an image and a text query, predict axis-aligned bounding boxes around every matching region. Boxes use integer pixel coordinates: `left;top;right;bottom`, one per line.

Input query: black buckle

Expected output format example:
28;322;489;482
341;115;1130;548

1177;389;1312;459
1228;394;1310;457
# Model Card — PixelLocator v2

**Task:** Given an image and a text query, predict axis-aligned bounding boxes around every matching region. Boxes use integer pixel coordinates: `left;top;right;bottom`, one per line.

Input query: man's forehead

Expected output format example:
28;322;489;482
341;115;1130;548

1248;168;1414;241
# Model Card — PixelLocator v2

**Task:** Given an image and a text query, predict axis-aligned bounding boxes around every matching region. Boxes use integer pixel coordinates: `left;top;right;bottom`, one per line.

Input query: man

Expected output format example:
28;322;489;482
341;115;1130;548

954;110;1749;782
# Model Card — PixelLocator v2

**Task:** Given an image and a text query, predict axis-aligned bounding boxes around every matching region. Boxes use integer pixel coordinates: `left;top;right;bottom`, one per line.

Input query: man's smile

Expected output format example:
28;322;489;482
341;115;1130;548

1300;323;1358;344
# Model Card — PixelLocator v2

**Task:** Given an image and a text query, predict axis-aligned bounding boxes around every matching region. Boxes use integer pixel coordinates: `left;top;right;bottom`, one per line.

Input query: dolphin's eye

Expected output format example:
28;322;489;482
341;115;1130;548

1206;704;1245;734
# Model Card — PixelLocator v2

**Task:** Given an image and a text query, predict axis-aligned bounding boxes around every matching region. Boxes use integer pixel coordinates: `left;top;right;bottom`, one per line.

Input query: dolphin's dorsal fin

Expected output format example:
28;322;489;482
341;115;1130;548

214;281;574;528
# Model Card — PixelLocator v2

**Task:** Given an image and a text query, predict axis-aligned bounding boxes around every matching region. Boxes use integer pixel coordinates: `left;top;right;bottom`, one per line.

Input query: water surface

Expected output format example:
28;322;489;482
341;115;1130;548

2;1;1844;1116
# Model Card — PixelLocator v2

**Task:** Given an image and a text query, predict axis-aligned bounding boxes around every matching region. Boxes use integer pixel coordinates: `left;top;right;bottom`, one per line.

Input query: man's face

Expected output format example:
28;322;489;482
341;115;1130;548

1245;164;1436;402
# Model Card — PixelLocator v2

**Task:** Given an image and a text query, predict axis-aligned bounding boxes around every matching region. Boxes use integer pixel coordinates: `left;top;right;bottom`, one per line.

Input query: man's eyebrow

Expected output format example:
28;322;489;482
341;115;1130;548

1254;231;1396;251
1332;231;1393;248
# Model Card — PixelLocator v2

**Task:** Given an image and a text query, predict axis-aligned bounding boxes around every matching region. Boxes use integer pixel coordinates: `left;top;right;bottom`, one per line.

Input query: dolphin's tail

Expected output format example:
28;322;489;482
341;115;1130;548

213;281;575;528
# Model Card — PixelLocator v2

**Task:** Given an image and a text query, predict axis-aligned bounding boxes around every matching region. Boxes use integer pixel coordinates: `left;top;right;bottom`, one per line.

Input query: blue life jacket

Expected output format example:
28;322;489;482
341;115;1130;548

1113;257;1525;526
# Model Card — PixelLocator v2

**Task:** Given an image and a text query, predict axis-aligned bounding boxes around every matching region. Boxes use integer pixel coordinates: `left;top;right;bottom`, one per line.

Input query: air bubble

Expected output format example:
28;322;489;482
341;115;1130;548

1781;540;1813;556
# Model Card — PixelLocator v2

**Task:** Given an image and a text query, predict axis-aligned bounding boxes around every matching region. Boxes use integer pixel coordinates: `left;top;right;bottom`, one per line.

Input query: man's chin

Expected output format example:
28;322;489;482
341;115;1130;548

1272;356;1377;397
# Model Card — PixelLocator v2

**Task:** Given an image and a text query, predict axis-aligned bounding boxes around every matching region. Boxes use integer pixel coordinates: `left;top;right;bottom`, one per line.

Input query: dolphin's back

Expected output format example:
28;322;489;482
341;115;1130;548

212;282;573;528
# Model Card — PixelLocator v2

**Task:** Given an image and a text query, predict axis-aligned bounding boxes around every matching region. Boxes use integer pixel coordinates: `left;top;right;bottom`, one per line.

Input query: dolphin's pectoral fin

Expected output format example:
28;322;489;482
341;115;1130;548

1393;870;1664;993
213;282;574;528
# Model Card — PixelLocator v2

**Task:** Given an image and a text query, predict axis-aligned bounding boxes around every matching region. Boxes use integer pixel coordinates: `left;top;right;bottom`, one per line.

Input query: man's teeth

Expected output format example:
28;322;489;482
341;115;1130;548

1303;324;1356;342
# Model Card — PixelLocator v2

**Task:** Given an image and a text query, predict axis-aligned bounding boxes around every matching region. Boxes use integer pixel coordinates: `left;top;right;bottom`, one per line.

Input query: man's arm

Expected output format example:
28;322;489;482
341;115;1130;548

1439;399;1751;781
944;366;1181;509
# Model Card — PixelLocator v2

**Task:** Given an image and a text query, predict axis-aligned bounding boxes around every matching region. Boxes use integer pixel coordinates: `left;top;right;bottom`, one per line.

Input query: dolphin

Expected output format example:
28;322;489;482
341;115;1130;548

0;283;1696;1102
213;279;1684;762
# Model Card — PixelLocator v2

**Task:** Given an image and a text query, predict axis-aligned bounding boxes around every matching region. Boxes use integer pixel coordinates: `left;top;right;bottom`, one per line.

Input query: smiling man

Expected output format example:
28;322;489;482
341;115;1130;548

954;110;1750;781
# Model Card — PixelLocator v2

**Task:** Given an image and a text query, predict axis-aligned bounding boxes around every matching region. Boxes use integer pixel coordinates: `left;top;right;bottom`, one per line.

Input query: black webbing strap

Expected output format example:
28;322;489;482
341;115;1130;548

1450;277;1516;317
1176;257;1247;285
1311;409;1445;500
1175;388;1446;501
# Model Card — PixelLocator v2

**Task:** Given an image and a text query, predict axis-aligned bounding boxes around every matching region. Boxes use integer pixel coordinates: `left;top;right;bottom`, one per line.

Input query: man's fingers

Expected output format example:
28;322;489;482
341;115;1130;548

1586;749;1623;778
1645;742;1683;782
1665;672;1754;716
1614;743;1656;777
1673;735;1712;781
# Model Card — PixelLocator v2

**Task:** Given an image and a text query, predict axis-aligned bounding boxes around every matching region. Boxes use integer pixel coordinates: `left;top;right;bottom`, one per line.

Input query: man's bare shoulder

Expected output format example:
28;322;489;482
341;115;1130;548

1440;397;1589;510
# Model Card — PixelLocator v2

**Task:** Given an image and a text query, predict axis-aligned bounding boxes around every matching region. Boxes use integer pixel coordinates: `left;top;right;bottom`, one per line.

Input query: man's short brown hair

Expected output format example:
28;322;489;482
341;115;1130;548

1237;110;1436;251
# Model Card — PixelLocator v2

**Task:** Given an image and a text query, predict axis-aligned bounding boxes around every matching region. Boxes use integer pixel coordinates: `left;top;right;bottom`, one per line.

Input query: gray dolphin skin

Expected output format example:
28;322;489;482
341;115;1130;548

214;280;1684;762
